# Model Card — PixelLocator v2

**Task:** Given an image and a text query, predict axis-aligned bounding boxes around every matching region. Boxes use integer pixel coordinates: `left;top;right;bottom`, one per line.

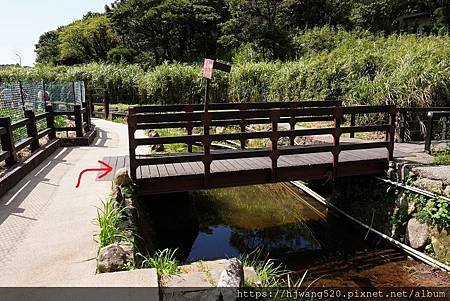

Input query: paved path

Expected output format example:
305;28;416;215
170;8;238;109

0;119;133;286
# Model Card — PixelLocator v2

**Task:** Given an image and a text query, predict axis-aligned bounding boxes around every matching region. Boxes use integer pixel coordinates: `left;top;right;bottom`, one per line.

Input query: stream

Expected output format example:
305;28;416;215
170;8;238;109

139;182;450;288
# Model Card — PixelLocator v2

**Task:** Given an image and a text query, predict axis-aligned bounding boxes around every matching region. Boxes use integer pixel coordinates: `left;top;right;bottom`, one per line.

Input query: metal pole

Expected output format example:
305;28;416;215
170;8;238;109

72;82;77;106
425;112;434;153
43;81;47;107
19;81;26;112
204;78;210;113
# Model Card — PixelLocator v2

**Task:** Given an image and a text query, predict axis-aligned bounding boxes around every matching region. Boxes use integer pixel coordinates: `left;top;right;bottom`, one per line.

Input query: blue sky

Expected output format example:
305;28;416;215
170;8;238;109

0;0;111;66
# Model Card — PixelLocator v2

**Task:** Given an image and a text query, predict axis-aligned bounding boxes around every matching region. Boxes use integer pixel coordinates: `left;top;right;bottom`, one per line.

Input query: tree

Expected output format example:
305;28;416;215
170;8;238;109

35;30;60;65
58;13;118;65
109;0;225;65
219;0;293;60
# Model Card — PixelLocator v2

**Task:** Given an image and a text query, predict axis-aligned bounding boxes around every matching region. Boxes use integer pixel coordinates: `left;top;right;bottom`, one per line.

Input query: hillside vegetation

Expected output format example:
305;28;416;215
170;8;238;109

4;28;450;107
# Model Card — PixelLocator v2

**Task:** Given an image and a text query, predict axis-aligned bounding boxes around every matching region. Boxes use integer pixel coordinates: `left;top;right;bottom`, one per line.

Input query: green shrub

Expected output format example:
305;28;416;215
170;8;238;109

415;194;450;231
2;28;450;107
54;116;69;128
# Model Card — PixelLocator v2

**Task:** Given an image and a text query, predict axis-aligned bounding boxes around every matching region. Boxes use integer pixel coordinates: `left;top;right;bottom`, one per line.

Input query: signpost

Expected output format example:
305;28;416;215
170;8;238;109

202;59;231;112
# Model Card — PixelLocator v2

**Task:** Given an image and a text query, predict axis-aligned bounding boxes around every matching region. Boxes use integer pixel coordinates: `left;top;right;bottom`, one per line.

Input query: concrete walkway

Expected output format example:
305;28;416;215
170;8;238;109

0;119;136;286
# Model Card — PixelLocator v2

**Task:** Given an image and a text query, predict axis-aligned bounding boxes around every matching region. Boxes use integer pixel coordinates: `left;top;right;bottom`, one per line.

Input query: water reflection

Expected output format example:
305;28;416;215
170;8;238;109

140;183;326;262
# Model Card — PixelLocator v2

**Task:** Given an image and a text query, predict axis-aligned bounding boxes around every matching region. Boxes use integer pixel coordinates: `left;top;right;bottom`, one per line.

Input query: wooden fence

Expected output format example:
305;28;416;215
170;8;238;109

0;103;91;168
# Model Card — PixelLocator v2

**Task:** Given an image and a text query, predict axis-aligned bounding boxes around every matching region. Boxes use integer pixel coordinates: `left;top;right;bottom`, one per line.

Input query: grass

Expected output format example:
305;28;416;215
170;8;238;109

433;146;450;165
150;128;189;153
140;248;179;277
110;103;131;113
95;198;124;248
112;116;126;124
239;249;290;287
54;116;69;128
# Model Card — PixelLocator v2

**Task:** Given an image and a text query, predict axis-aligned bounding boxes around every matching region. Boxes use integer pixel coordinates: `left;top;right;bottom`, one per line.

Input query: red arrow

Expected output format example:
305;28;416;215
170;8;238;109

75;160;113;188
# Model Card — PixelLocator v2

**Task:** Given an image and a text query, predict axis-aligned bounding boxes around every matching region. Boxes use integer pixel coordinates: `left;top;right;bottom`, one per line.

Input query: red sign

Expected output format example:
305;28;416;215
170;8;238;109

203;59;215;79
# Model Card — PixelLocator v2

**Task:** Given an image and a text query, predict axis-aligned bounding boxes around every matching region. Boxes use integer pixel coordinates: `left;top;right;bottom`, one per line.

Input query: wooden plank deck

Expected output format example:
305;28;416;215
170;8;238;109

99;144;412;195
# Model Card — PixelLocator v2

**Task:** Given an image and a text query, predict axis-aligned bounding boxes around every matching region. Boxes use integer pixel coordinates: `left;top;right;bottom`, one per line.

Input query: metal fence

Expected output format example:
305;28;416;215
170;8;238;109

0;80;85;143
0;80;85;116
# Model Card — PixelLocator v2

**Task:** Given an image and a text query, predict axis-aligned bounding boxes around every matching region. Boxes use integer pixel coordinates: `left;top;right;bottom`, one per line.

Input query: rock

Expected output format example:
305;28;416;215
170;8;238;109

396;193;409;209
407;200;416;215
98;244;128;273
406;218;429;249
114;168;133;187
217;258;243;287
413;178;443;193
412;166;450;185
148;130;165;152
431;228;450;262
215;127;225;134
444;186;450;198
118;242;134;264
112;186;124;207
244;267;261;287
123;205;137;220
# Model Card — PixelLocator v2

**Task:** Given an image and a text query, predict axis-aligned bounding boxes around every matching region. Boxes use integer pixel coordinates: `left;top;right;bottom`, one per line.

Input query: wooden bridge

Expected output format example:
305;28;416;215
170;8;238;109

125;101;397;195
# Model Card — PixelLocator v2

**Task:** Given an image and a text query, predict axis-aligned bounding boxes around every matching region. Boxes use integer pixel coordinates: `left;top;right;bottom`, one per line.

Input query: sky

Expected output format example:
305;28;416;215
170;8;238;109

0;0;111;66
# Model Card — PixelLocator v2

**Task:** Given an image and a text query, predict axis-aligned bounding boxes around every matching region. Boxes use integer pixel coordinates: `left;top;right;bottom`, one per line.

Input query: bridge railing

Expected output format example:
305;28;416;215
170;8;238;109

397;107;450;143
128;102;396;182
424;111;450;153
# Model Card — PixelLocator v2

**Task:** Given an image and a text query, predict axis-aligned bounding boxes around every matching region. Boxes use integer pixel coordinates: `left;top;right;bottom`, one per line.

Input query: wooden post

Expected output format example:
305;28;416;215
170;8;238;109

388;105;396;161
240;122;247;149
24;110;39;151
82;102;91;131
202;112;212;188
128;108;137;180
89;87;95;118
45;105;56;140
104;90;110;120
0;117;18;167
349;113;356;138
400;111;407;142
74;105;84;137
270;109;280;182
239;104;247;149
332;106;342;179
186;105;194;153
425;112;434;154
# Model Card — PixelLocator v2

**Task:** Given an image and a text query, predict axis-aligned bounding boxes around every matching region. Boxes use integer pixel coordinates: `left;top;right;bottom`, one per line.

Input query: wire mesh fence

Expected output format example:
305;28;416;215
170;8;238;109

0;80;85;143
0;82;24;122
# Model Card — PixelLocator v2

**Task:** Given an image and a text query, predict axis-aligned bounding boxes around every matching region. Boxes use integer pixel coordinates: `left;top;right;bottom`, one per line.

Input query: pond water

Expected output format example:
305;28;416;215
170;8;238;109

139;183;450;287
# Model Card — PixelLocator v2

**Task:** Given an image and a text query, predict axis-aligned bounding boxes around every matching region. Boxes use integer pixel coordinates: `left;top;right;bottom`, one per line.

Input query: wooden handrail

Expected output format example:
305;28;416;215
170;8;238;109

127;103;396;182
132;100;342;113
0;102;93;167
